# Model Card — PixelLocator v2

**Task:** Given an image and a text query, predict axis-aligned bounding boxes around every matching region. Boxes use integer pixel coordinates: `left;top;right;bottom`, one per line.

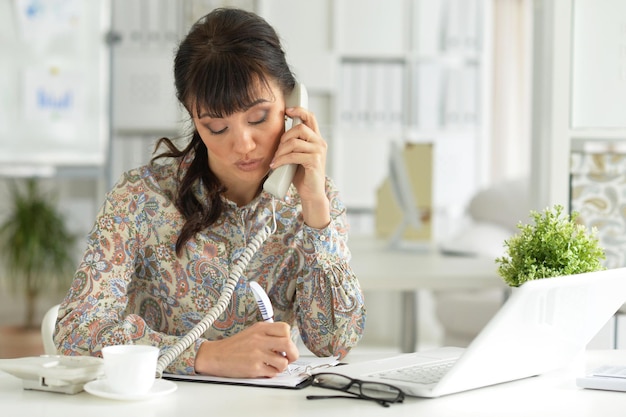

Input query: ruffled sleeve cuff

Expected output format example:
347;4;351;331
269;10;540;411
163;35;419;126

301;221;350;271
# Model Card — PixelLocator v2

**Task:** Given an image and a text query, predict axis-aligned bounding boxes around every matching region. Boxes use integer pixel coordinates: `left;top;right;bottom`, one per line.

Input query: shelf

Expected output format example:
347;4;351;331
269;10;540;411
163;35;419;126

339;53;481;67
258;0;492;227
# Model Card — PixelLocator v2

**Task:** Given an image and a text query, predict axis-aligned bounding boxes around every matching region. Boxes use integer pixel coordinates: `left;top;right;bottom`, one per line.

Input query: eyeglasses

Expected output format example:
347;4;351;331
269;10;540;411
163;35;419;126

306;372;405;408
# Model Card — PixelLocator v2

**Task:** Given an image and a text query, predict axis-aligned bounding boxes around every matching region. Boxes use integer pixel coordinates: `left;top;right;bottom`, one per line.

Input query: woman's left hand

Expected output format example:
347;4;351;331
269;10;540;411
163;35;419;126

271;107;330;229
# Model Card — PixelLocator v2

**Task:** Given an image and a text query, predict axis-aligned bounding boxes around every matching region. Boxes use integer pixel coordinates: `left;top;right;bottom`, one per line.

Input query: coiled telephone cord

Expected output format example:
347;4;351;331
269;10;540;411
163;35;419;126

155;211;276;377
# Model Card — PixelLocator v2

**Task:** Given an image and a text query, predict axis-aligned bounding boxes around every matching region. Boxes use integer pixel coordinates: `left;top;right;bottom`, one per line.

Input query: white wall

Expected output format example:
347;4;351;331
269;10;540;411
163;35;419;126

530;0;626;210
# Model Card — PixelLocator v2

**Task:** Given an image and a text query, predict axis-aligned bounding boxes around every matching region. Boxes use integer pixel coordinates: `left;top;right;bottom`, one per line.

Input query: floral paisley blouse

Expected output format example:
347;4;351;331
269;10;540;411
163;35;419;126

54;157;366;374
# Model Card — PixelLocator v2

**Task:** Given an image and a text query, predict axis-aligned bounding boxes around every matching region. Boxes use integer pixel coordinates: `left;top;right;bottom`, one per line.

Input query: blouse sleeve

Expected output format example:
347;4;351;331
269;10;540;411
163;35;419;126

294;178;367;359
53;175;201;375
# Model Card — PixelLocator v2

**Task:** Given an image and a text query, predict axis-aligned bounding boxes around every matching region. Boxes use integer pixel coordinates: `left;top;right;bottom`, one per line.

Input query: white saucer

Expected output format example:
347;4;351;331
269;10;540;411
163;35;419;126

83;378;177;401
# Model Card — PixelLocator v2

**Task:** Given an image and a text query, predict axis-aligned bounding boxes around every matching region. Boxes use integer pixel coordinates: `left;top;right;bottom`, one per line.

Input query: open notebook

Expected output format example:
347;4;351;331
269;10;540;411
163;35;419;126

319;267;626;398
164;355;338;389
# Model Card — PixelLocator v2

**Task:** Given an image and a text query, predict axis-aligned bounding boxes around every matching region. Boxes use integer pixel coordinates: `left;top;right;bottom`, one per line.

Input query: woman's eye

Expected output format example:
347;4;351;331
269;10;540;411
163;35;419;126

208;126;227;135
249;111;268;125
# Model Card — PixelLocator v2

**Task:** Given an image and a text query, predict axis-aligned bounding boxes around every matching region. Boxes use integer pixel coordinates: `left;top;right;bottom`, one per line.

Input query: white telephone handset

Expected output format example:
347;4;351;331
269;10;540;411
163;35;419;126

263;83;308;199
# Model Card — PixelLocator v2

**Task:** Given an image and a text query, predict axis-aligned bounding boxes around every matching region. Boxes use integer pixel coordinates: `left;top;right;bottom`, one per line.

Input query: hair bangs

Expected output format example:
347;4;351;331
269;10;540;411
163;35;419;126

191;55;273;119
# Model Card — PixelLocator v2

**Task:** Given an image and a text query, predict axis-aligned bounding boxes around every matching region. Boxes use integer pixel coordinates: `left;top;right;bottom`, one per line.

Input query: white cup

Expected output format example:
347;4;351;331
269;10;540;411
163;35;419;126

101;345;160;395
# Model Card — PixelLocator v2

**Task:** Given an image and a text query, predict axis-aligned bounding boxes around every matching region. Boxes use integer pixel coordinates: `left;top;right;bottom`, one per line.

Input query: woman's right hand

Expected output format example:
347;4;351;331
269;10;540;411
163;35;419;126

193;321;299;378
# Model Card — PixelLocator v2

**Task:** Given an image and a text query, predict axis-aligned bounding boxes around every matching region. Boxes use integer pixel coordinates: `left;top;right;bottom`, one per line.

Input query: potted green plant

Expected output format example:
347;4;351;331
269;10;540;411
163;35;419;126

495;204;606;287
0;178;77;329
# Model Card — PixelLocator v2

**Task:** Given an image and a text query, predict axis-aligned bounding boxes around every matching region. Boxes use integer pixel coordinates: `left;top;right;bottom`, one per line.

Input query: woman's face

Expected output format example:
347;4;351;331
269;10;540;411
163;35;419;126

192;79;285;204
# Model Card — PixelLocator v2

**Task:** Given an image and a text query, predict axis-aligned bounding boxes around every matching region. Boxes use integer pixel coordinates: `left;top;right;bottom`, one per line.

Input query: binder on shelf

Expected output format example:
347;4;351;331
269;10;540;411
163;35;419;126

338;61;405;131
415;62;442;130
414;0;444;56
339;62;354;125
354;62;370;127
389;63;404;129
441;66;479;129
372;62;389;129
442;68;461;127
441;0;482;54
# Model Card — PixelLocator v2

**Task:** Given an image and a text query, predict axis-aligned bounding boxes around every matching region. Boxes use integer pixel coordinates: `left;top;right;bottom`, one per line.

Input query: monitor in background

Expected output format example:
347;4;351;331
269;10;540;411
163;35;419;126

387;141;425;249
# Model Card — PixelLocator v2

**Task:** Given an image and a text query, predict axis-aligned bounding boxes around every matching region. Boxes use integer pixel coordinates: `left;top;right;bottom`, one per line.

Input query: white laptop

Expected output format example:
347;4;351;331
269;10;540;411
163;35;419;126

324;267;626;398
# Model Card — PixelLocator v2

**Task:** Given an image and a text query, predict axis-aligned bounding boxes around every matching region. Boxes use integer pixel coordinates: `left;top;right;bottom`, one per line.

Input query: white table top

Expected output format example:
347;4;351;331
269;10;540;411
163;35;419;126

3;349;626;417
349;236;503;291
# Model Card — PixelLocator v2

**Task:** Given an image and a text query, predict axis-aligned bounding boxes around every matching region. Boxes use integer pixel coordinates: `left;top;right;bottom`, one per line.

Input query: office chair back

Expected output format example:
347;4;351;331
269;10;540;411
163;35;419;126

41;304;60;355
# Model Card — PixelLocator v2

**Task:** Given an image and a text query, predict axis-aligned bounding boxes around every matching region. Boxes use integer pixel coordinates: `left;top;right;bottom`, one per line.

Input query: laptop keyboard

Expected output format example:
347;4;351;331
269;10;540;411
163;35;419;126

369;360;456;385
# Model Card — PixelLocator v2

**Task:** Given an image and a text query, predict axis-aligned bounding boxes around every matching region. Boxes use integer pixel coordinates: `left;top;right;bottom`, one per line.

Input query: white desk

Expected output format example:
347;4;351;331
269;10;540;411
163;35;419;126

3;350;626;416
349;236;504;351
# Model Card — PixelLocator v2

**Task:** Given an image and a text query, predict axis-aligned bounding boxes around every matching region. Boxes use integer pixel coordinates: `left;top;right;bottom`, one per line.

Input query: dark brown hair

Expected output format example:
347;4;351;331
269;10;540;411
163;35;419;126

151;8;296;256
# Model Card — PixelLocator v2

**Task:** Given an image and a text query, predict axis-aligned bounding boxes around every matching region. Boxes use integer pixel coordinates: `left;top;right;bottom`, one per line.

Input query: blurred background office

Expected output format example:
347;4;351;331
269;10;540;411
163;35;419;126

0;0;624;356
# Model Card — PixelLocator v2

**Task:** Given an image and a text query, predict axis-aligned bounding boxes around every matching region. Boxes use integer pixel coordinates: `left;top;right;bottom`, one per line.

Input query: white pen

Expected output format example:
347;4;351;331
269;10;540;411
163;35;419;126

249;281;275;322
249;281;289;363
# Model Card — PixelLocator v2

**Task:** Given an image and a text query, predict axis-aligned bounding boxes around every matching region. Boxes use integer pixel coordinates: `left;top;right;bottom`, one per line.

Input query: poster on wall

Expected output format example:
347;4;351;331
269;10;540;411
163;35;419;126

23;67;85;129
0;0;110;174
14;0;82;41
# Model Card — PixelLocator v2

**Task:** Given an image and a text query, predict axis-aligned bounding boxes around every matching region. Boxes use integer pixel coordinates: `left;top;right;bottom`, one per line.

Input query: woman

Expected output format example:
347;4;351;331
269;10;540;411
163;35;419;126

54;8;366;377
